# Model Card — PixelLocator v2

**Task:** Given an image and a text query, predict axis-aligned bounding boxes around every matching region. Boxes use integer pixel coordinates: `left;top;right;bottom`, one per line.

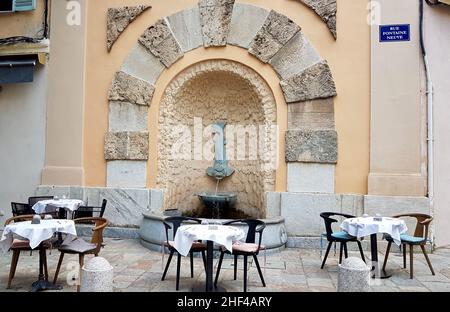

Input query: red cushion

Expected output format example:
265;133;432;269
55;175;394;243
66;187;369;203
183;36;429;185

10;239;31;250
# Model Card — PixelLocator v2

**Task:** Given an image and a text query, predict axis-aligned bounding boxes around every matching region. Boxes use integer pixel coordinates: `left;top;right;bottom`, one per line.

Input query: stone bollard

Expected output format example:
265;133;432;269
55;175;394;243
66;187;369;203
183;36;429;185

80;257;114;292
337;257;370;292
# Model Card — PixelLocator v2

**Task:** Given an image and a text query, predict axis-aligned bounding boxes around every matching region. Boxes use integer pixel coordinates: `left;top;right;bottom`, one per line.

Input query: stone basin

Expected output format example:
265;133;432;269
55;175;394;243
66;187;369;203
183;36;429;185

196;192;237;210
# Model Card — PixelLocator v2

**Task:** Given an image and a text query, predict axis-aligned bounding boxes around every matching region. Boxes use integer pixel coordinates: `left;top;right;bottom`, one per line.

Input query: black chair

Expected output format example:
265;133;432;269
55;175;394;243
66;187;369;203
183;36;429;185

161;217;207;290
73;199;107;219
320;212;366;269
11;202;34;217
214;219;266;292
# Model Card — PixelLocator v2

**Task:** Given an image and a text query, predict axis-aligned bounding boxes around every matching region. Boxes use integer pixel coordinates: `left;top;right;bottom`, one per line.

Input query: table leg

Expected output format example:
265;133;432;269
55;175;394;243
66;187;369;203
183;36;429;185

370;234;391;279
30;243;63;292
192;241;226;292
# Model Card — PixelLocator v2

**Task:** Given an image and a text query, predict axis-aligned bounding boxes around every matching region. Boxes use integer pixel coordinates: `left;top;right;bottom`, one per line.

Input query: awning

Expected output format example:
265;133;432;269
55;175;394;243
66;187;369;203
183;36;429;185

0;55;37;84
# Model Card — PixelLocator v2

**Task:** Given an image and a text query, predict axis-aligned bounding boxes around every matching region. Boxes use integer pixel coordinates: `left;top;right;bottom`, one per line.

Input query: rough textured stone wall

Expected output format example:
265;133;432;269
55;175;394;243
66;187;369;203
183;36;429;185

157;60;276;217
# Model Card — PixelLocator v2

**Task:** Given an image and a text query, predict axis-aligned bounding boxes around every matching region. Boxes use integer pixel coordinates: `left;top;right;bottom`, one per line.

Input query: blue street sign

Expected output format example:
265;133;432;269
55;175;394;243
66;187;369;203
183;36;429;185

379;24;411;42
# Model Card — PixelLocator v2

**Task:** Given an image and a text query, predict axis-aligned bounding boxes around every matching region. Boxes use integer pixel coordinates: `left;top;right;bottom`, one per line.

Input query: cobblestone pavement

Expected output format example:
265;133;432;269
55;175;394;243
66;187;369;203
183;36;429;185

1;238;449;292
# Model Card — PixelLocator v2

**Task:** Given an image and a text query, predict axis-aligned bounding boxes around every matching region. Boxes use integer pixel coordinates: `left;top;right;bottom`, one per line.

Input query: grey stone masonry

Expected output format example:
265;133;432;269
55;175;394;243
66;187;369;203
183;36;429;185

285;129;337;163
138;19;184;67
108;71;155;106
298;0;337;39
248;10;300;63
199;0;235;47
107;6;151;52
280;61;337;103
104;131;149;160
167;7;203;52
227;3;270;48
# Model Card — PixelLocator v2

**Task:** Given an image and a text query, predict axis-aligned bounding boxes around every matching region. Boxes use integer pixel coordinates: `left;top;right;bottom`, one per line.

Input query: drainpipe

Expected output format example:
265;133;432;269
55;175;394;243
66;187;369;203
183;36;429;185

419;0;435;249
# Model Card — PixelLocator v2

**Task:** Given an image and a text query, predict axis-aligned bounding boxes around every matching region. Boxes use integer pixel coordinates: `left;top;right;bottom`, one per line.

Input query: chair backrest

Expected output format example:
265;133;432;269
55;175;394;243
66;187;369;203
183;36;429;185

73;199;108;219
223;219;266;245
320;212;355;241
74;217;109;254
393;213;433;240
11;202;34;217
5;214;34;226
162;216;202;242
28;196;54;207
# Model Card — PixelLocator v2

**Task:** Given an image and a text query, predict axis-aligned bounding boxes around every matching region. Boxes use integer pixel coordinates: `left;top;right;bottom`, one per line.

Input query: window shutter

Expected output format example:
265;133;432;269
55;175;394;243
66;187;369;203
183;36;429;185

13;0;36;12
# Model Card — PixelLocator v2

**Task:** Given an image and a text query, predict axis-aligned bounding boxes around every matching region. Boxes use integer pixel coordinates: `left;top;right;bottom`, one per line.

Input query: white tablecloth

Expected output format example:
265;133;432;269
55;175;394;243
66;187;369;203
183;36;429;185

174;225;245;257
340;217;408;245
1;219;77;251
32;199;84;214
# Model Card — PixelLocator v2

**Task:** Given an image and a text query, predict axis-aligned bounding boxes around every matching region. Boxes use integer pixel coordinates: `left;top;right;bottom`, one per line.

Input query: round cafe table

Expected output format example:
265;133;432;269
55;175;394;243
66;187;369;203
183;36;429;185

340;216;408;278
32;199;84;216
174;224;245;292
1;219;77;291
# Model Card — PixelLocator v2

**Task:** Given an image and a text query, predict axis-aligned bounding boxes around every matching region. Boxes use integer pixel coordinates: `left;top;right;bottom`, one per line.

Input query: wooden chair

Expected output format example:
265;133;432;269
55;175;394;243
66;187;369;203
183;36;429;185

382;213;435;279
214;219;266;292
161;217;207;291
5;215;50;289
53;217;108;291
320;212;366;269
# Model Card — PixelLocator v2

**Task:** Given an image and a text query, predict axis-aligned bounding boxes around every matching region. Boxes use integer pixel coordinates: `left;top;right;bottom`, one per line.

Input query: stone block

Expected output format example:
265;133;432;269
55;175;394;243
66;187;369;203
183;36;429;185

285;129;338;163
337;257;370;292
281;192;342;236
106;161;147;189
149;189;165;212
109;101;148;132
138;19;184;67
288;99;334;130
104;131;149;160
249;10;300;63
280;61;337;103
121;43;165;85
199;0;235;47
167;7;203;52
298;0;337;39
107;6;151;52
81;257;114;292
227;3;269;48
266;192;281;217
341;194;364;217
269;32;321;80
287;163;335;193
108;71;155;106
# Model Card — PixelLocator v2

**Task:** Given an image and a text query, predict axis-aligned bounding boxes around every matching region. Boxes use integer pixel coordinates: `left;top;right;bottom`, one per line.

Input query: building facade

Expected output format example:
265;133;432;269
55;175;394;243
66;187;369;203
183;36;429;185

0;0;449;248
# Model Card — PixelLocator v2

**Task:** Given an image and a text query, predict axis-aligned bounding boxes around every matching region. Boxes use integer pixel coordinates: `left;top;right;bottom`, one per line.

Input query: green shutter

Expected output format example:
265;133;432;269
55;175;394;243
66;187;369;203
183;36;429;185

13;0;36;12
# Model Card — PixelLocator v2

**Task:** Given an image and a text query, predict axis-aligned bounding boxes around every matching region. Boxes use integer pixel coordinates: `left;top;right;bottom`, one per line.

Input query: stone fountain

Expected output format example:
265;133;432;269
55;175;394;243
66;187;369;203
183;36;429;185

197;122;237;218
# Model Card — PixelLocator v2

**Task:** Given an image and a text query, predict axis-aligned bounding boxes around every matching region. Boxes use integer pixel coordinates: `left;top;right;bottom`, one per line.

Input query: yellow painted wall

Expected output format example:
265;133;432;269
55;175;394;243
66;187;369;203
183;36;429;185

0;0;47;39
83;0;370;194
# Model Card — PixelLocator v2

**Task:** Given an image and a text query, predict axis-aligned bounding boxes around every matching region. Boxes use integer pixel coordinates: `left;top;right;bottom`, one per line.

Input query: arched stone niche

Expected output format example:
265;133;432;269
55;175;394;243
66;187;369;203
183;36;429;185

157;60;277;218
104;0;339;215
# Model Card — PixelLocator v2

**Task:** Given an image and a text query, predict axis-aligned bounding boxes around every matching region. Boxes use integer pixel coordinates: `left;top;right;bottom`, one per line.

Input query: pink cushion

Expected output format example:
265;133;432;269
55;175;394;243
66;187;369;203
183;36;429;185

232;243;265;253
11;239;30;250
165;241;206;250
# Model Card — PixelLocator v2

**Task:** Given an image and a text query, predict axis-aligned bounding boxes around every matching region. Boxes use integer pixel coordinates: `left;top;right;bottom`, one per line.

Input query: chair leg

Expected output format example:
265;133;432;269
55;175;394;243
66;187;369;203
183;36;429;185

343;242;348;259
214;252;224;287
321;242;332;269
190;252;194;278
161;250;174;281
253;255;266;287
201;251;207;272
243;255;248;293
403;244;407;269
176;253;181;291
409;244;414;279
77;254;84;292
234;254;238;280
43;249;49;281
7;250;20;289
53;252;65;284
382;241;392;272
339;243;344;264
420;244;435;276
357;240;366;263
